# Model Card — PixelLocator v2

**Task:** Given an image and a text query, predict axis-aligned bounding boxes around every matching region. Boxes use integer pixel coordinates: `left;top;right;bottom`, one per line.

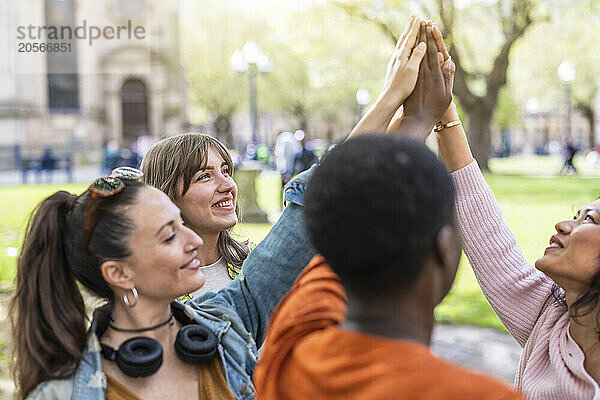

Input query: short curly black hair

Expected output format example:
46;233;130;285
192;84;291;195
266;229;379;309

304;135;455;298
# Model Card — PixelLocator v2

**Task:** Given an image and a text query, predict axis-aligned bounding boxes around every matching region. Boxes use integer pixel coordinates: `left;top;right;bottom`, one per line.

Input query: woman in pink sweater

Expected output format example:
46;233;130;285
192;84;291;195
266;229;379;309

382;24;600;397
369;21;598;398
430;102;600;399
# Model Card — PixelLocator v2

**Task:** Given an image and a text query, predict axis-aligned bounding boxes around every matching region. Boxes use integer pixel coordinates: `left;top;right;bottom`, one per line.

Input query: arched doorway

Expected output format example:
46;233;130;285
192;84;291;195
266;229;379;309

121;79;149;144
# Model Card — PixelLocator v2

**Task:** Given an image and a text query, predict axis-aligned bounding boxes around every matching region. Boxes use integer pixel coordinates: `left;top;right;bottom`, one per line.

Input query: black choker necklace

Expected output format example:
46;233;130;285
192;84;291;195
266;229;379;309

109;313;174;333
98;304;218;377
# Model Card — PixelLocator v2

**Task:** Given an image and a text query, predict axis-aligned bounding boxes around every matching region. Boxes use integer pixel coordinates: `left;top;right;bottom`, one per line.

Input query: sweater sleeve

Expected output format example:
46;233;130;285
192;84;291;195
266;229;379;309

451;160;555;346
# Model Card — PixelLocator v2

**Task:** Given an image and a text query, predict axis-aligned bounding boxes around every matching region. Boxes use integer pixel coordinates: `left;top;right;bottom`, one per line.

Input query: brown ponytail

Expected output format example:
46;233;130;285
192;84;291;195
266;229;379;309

10;191;87;398
9;182;144;398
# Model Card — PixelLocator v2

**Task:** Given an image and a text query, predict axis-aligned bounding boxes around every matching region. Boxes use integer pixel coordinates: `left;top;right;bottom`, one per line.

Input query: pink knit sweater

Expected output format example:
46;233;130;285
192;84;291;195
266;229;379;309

452;161;600;400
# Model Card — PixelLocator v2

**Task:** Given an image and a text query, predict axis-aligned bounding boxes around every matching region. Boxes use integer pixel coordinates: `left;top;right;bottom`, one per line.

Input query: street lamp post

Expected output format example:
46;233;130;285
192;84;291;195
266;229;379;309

557;60;576;142
355;88;371;122
229;43;271;224
230;42;273;145
248;63;258;145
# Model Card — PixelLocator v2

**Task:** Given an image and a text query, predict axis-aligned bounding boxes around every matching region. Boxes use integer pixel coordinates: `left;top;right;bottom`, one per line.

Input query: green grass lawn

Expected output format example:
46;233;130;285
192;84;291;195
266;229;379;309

489;154;600;177
435;170;600;330
0;161;598;332
0;179;279;282
0;183;87;281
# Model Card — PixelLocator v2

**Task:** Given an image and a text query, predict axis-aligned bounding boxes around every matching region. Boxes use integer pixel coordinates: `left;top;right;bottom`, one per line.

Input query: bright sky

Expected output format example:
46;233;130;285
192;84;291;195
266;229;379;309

179;0;312;16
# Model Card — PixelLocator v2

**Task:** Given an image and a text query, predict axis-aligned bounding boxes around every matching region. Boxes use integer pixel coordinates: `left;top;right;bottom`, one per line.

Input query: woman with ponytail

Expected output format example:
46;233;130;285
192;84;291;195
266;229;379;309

10;167;315;399
10;191;88;397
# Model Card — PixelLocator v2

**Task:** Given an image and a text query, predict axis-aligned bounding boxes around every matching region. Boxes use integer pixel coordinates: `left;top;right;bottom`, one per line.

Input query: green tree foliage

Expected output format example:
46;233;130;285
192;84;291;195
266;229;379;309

182;0;598;155
509;1;600;148
182;0;395;144
333;0;546;169
260;3;391;137
493;88;521;132
181;1;250;147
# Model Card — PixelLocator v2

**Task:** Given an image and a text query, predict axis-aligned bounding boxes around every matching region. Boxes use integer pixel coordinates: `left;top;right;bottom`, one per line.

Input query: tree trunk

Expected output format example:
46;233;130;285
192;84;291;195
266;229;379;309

584;110;596;150
214;114;233;148
577;104;595;150
326;126;334;143
590;114;596;150
299;115;308;134
292;104;308;134
338;0;536;173
466;106;494;171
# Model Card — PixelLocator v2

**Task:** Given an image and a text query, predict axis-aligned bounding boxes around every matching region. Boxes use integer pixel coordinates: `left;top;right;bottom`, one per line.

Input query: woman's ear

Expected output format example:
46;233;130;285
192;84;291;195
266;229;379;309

101;260;134;290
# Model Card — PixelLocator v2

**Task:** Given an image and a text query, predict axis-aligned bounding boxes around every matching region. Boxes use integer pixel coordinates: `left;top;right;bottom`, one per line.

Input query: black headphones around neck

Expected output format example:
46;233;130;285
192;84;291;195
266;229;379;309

97;303;218;377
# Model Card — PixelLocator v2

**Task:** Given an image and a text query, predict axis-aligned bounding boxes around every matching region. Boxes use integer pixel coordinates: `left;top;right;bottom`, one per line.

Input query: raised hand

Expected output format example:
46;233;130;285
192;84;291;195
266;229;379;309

403;22;454;133
379;16;428;109
389;21;455;141
347;16;427;140
386;22;453;133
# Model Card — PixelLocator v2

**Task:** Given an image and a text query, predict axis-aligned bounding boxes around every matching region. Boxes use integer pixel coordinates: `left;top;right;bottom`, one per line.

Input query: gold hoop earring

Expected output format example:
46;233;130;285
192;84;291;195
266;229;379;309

123;287;138;307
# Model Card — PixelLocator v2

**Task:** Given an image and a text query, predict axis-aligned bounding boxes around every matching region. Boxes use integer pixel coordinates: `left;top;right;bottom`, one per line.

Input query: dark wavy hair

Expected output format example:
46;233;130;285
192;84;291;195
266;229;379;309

9;182;145;398
141;133;249;270
552;268;600;338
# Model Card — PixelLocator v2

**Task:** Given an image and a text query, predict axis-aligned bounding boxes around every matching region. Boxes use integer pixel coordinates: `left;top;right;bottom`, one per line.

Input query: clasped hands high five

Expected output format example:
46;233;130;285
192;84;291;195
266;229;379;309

348;16;456;142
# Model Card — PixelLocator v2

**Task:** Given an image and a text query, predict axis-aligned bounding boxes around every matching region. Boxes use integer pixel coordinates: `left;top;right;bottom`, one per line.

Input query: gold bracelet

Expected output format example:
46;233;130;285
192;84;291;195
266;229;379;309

434;120;461;133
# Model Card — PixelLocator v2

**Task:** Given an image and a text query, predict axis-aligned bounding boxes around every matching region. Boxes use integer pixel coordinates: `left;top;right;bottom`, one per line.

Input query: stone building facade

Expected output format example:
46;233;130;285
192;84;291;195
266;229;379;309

0;0;187;165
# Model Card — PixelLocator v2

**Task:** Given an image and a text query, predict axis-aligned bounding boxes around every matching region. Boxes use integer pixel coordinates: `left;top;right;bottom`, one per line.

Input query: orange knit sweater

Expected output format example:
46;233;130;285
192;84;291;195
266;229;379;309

254;255;523;400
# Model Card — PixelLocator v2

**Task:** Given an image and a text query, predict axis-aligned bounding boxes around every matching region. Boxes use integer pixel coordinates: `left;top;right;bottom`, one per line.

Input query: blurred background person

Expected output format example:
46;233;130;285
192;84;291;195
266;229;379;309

274;130;301;188
292;130;318;176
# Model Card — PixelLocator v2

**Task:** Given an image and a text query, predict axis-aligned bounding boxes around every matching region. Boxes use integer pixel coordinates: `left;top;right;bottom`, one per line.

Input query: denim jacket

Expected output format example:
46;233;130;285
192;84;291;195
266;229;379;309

27;167;316;400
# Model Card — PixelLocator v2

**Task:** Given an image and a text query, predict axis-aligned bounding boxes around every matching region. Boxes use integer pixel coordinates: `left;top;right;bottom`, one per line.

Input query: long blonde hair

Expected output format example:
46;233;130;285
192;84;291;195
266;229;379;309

141;133;249;270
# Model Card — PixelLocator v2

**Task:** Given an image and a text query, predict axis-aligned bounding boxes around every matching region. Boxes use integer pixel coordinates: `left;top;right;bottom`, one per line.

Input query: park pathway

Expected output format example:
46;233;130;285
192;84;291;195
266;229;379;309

0;165;100;186
432;324;521;383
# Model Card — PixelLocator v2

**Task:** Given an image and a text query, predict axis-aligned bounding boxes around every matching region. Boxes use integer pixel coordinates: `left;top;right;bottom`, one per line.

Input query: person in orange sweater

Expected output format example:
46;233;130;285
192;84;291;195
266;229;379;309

253;135;524;400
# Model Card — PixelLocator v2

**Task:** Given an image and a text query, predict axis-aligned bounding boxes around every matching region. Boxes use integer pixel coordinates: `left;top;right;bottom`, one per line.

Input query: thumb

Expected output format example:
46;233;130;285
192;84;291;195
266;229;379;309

407;41;427;70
